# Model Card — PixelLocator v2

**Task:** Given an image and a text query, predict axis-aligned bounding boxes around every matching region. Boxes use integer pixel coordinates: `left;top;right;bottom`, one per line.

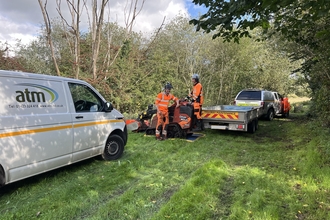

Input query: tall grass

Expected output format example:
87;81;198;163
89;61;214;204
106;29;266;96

1;111;329;220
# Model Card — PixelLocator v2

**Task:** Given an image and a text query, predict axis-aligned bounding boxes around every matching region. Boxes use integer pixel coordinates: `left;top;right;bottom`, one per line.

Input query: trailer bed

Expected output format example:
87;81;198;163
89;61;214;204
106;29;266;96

201;105;259;133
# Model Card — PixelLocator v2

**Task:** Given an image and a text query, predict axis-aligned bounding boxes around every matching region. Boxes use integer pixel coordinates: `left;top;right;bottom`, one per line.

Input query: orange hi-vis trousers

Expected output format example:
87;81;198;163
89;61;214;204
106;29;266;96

155;111;169;137
193;102;202;119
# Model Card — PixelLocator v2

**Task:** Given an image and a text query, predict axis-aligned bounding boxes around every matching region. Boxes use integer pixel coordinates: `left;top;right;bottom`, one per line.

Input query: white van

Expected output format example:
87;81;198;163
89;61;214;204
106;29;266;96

0;70;127;187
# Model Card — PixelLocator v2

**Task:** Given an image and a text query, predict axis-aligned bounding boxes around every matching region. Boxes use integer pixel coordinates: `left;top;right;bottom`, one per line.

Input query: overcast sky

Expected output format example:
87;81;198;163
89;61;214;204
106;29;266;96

0;0;206;46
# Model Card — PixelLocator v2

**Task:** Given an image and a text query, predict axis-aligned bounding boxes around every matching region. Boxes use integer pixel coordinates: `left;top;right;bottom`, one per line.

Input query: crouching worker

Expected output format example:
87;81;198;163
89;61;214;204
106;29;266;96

155;82;180;140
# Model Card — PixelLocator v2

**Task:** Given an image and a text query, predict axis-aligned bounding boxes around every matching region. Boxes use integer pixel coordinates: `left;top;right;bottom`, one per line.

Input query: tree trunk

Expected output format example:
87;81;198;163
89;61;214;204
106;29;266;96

38;0;61;76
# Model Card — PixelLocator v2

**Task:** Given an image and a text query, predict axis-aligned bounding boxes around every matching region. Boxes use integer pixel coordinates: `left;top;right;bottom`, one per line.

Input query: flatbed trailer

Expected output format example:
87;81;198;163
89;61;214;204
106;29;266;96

201;105;260;133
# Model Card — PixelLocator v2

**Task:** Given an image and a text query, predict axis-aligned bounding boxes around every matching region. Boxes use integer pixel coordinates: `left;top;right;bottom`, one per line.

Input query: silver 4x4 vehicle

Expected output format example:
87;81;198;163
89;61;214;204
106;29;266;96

234;89;282;120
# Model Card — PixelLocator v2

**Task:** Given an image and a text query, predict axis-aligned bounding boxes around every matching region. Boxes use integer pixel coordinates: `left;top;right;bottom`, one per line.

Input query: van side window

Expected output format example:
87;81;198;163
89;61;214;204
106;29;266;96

68;83;103;112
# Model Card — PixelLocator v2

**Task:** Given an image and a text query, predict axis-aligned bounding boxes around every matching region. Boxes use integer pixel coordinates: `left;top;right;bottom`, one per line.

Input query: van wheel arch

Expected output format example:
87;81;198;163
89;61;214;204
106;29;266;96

0;165;5;187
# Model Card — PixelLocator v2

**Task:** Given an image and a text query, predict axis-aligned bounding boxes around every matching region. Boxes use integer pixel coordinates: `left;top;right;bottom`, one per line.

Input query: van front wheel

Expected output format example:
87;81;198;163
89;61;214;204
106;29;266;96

102;134;124;160
0;166;5;187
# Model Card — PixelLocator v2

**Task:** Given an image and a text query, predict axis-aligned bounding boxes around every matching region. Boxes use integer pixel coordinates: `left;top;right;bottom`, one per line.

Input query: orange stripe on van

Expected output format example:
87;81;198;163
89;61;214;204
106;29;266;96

0;125;72;138
0;119;124;138
73;119;123;128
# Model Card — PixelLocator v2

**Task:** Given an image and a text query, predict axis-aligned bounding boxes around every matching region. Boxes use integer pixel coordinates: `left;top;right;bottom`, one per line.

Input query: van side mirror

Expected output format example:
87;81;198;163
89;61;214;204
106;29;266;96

104;102;113;112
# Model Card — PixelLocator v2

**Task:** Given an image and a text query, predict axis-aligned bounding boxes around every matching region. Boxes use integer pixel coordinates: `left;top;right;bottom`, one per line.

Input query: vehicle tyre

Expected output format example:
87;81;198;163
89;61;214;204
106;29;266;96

102;134;124;161
266;109;274;121
255;119;259;130
247;120;256;133
0;166;5;187
167;130;174;138
181;131;187;139
146;128;155;135
174;130;182;138
200;120;205;131
283;111;289;118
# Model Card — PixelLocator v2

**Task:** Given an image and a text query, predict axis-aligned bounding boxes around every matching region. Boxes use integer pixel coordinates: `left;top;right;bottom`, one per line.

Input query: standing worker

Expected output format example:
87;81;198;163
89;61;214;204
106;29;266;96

189;74;204;131
155;82;180;140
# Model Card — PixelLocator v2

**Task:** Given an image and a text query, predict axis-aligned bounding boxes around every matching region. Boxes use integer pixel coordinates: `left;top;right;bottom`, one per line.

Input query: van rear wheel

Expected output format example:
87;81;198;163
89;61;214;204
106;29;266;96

102;134;124;160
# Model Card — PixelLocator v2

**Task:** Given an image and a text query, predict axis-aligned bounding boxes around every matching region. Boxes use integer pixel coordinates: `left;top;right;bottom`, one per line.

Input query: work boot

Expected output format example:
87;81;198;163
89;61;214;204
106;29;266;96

156;134;163;140
162;134;167;140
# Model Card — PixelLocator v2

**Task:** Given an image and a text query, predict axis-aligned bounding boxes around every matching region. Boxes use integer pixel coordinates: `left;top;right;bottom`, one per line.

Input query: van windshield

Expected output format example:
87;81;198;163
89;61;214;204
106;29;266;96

237;91;261;100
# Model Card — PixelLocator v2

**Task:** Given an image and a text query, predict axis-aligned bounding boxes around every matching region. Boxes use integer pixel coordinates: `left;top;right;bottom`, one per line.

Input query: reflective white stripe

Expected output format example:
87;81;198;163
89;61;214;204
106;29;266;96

162;93;173;100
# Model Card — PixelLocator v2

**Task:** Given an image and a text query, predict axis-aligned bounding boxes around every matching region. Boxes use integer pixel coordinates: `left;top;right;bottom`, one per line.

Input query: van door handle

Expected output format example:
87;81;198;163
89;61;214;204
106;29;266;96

75;116;83;119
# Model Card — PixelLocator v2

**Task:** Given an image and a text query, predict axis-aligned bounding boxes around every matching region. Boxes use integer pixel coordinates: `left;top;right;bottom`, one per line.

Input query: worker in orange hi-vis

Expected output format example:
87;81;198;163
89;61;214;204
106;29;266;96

189;74;204;131
155;82;180;140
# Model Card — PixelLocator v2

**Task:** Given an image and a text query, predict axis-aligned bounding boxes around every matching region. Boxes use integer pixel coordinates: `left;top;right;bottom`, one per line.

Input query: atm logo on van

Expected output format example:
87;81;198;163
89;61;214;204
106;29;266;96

16;83;59;103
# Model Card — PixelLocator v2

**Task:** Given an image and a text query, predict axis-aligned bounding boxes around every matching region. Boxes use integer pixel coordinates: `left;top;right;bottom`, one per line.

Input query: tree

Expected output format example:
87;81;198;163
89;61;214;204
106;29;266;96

38;0;61;76
12;14;298;115
0;41;31;72
189;0;329;44
190;0;330;125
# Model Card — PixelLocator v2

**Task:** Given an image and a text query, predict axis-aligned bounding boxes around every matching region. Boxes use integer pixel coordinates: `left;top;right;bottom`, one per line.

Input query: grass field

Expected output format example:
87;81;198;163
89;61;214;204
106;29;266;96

288;95;310;104
1;111;329;220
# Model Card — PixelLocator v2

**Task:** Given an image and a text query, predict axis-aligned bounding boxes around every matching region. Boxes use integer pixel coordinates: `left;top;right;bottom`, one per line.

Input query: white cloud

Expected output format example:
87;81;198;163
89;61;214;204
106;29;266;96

0;15;40;45
0;0;191;47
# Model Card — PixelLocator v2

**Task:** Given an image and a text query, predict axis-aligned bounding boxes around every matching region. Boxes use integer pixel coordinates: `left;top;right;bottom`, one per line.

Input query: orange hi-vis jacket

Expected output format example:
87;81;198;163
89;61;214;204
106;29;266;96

192;82;203;105
155;92;178;112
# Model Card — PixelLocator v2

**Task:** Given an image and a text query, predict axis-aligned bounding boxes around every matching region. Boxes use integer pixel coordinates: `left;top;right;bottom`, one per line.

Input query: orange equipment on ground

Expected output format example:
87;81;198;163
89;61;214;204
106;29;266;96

125;99;198;139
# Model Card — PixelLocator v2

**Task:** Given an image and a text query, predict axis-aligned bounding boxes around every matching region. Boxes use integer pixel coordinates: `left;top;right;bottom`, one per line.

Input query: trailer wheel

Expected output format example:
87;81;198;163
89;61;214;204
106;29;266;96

255;119;259;130
102;134;124;161
247;120;256;133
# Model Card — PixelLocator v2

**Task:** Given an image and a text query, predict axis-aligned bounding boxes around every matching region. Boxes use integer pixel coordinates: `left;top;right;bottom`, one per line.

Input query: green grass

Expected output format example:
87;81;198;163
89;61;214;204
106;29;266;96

1;112;330;220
